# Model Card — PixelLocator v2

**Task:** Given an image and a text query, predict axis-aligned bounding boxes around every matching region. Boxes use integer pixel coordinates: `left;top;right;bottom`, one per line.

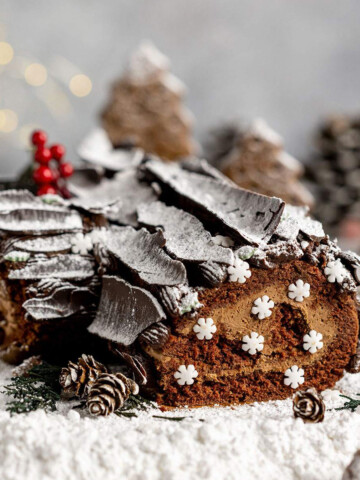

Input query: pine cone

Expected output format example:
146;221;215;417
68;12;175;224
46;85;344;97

87;372;139;416
59;354;108;398
293;388;325;423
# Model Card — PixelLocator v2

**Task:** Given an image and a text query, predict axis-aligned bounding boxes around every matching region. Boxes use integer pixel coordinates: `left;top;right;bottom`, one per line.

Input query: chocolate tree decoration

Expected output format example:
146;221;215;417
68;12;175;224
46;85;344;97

104;226;187;287
101;41;196;160
0;190;82;234
59;354;108;398
308;114;360;233
88;276;166;346
205;119;314;208
87;372;139;416
144;159;285;245
293;388;325;423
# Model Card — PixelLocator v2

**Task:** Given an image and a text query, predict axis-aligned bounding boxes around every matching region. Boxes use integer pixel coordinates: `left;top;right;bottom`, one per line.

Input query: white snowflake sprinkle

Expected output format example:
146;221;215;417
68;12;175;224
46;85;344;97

212;235;234;248
87;228;107;246
242;332;264;355
193;318;217;340
303;330;323;354
288;279;310;302
284;365;305;389
301;240;309;250
324;259;347;283
251;295;274;319
228;258;251;283
70;233;93;255
174;365;198;386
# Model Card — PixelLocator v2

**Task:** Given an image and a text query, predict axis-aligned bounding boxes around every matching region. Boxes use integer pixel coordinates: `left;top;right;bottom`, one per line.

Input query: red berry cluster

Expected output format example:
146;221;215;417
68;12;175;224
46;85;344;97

31;130;74;198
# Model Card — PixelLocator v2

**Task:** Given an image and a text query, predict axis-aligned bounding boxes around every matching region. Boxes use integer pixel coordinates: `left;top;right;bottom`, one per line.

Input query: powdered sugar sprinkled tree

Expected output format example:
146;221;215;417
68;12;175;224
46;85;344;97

101;41;196;161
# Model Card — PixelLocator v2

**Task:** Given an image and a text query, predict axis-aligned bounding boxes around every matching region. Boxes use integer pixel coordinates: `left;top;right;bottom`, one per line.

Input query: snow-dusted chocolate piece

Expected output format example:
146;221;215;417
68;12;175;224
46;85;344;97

78;128;145;172
23;283;95;321
158;285;202;317
180;157;232;183
13;235;73;253
0;190;83;234
144;160;284;245
139;322;170;348
137;201;233;265
88;276;166;346
275;205;325;241
104;226;187;287
196;262;228;286
8;254;95;280
71;170;158;227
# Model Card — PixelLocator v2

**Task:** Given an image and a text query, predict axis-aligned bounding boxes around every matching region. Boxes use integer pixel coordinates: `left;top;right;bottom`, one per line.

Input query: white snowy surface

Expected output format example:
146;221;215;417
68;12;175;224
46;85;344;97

0;361;359;480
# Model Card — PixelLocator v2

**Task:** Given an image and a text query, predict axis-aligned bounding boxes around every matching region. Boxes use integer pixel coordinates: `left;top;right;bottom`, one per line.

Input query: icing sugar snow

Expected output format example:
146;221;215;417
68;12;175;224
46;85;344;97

126;41;170;83
0;360;359;480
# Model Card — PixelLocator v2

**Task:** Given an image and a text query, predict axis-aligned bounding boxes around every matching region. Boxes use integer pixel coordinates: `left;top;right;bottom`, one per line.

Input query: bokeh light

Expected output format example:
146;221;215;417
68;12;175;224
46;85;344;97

24;63;47;86
0;42;14;65
0;109;18;133
69;74;92;97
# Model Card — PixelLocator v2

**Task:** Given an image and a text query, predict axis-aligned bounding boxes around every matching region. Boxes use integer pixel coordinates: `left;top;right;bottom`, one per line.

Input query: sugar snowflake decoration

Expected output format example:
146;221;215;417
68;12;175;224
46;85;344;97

228;258;252;283
193;318;217;340
174;365;198;386
324;259;347;283
284;365;305;389
242;332;264;355
4;251;30;262
288;279;310;302
87;228;107;246
212;235;234;248
303;330;323;354
70;233;93;255
251;295;274;319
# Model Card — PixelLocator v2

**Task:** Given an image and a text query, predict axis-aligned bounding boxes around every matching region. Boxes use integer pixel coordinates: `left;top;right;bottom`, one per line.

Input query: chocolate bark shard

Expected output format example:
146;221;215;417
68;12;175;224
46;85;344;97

78;128;145;172
275;205;325;242
23;283;96;320
70;170;158;227
144;159;285;245
88;276;166;346
8;254;95;280
13;234;73;253
104;226;187;286
137;201;233;265
0;190;83;234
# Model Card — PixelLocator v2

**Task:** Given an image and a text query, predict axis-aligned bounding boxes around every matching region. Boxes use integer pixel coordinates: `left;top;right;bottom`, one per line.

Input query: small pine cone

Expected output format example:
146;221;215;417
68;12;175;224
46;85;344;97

87;372;139;416
293;388;325;423
59;354;108;398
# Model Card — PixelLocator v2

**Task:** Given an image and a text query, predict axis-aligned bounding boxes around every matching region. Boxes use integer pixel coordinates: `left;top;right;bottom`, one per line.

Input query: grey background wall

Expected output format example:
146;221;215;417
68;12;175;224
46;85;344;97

0;0;359;176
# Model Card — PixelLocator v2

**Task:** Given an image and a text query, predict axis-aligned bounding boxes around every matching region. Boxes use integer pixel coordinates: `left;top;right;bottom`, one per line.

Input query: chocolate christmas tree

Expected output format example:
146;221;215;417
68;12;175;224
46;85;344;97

205;119;314;208
101;42;196;161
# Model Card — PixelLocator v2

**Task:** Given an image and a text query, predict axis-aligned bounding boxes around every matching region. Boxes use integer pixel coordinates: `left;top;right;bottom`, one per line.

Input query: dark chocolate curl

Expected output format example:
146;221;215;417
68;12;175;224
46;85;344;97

88;276;166;346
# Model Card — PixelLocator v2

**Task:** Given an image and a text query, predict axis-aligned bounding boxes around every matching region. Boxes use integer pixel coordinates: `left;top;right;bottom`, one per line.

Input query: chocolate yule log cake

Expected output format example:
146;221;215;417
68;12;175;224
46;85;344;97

0;157;359;407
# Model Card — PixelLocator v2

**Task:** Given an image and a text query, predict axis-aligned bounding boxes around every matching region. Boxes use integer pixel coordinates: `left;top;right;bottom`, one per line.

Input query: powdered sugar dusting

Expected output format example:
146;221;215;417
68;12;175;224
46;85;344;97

0;361;358;480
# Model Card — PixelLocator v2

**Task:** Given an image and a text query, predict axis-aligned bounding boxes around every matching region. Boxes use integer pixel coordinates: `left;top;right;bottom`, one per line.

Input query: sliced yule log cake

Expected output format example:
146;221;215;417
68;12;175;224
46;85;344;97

0;158;359;407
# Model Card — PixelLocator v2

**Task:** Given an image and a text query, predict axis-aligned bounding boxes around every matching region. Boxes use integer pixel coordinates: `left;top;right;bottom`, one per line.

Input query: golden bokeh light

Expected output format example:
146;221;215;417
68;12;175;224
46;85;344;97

0;41;14;65
69;74;92;97
25;63;48;86
0;109;18;133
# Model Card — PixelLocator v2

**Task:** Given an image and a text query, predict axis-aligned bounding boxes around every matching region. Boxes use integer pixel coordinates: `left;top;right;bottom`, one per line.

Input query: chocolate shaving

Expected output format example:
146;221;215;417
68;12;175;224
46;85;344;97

138;322;170;349
144;159;285;245
0;190;83;234
8;254;95;280
110;345;147;385
137;201;233;265
104;226;187;286
23;284;96;320
88;276;166;346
